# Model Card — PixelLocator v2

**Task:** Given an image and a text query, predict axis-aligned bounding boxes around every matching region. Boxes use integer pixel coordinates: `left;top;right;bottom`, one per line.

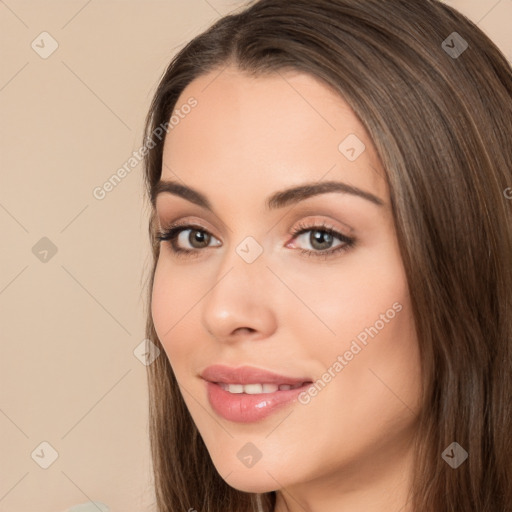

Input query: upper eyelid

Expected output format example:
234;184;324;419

163;221;349;246
155;211;354;235
156;216;216;235
154;199;357;235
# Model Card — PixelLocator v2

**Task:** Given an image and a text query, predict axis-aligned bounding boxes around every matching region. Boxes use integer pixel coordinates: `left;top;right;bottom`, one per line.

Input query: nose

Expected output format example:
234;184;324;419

201;247;278;343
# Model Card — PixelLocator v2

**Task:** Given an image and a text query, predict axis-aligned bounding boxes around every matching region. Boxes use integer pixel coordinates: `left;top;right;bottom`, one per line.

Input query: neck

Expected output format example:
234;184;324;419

273;435;416;512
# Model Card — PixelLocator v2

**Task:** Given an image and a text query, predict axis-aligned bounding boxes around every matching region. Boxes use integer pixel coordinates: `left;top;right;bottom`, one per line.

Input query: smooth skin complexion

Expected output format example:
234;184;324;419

151;66;422;512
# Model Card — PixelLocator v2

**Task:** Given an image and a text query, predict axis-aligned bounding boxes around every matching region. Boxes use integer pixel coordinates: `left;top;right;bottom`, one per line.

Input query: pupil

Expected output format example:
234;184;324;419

191;230;209;248
311;230;332;250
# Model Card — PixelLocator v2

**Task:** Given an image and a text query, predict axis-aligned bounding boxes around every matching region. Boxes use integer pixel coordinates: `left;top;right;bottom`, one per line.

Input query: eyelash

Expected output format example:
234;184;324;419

155;220;356;260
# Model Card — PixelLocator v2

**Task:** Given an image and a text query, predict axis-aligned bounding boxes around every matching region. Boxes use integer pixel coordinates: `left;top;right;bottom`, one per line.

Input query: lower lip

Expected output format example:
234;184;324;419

205;380;311;423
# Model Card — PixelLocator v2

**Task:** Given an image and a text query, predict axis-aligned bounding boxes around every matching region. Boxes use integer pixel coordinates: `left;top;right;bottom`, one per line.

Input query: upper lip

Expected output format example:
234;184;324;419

200;365;312;385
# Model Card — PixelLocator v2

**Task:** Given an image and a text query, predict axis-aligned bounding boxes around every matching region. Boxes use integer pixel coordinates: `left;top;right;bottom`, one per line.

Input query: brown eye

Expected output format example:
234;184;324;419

155;223;221;256
308;230;335;251
289;221;356;259
185;229;211;249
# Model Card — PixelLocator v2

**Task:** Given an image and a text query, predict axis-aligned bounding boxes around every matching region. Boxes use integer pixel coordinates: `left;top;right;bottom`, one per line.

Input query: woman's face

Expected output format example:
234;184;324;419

151;66;421;499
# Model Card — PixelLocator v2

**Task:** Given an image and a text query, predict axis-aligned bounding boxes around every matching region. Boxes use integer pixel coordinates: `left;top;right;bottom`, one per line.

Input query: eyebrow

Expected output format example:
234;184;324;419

152;179;385;211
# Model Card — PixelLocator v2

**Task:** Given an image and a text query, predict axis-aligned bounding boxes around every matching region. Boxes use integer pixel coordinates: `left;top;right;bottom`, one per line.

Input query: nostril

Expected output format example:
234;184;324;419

234;327;256;335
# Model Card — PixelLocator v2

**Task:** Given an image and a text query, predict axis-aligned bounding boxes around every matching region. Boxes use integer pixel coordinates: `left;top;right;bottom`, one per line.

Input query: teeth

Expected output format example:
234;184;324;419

245;384;265;394
222;383;244;393
218;382;305;394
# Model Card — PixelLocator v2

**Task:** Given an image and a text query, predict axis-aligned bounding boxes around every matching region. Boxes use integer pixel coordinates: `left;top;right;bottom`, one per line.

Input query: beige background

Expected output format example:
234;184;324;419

0;1;510;511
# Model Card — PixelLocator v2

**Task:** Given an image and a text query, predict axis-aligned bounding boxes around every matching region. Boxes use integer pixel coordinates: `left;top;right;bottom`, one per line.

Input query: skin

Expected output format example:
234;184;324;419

151;66;422;512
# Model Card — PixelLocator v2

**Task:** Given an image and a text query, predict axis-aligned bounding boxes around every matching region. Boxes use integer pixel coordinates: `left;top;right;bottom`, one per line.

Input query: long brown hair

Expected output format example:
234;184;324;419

141;1;512;510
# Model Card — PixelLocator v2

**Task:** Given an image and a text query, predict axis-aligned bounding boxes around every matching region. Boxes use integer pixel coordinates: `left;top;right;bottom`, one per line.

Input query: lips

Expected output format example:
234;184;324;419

200;364;311;386
200;364;314;423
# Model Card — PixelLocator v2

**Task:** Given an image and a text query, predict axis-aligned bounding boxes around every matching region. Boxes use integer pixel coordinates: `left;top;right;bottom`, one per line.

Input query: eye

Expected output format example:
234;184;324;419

288;220;356;259
155;220;356;260
155;223;221;258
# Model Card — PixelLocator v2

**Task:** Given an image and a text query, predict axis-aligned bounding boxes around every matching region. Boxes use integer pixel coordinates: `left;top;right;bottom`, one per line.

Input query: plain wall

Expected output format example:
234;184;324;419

0;1;510;511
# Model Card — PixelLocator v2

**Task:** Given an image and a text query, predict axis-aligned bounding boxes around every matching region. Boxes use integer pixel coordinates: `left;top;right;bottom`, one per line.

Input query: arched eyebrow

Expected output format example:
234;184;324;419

152;179;384;211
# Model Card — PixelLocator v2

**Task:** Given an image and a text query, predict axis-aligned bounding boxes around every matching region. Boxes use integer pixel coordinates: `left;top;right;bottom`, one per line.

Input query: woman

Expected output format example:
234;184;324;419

141;1;512;510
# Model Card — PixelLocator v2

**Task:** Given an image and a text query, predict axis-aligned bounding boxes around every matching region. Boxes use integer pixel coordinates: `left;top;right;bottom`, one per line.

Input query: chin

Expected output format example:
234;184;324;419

221;471;280;494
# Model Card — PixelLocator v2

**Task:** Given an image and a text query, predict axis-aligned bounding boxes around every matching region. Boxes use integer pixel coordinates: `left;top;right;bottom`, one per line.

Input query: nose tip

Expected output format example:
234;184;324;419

202;289;277;342
200;257;278;342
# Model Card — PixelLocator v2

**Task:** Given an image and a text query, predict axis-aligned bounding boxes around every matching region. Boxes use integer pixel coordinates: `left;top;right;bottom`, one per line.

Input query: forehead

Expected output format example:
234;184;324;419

160;66;387;209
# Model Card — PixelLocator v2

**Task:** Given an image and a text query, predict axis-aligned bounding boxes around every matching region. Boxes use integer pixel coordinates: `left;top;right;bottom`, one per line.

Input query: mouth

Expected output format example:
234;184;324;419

200;365;314;423
216;381;311;394
200;364;313;388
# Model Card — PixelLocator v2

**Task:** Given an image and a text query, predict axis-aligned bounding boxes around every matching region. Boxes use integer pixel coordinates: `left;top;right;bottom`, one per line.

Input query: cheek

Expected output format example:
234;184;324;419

150;260;171;341
317;294;421;442
282;244;409;348
150;259;196;362
291;243;420;409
